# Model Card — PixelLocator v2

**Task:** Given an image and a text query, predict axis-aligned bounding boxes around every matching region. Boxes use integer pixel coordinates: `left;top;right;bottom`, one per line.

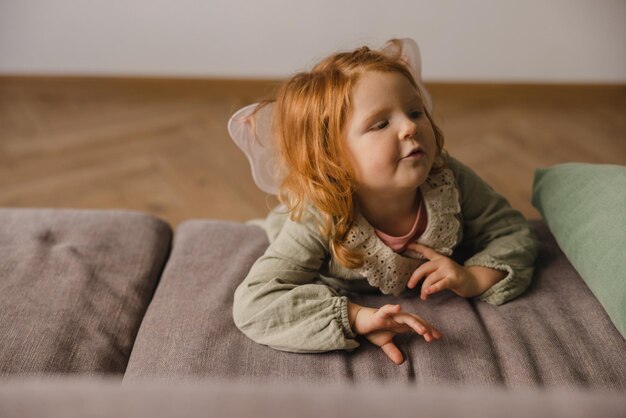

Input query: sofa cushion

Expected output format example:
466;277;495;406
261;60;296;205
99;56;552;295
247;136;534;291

0;208;171;375
124;219;626;389
532;162;626;339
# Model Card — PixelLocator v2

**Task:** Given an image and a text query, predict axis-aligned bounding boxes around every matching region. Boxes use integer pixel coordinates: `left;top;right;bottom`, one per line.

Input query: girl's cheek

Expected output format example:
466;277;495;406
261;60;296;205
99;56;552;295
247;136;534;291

366;153;391;171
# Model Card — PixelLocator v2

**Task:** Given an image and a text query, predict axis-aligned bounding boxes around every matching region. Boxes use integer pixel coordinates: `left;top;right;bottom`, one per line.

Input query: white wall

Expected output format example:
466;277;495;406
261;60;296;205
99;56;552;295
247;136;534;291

1;0;624;83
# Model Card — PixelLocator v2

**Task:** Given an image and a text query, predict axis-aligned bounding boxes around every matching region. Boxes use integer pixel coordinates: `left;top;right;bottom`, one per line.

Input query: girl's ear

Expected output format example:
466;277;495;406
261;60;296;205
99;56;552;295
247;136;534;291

380;38;434;115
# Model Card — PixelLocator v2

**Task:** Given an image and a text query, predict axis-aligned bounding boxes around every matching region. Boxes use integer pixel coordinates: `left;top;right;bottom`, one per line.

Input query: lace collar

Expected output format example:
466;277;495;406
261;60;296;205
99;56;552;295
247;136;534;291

341;167;462;295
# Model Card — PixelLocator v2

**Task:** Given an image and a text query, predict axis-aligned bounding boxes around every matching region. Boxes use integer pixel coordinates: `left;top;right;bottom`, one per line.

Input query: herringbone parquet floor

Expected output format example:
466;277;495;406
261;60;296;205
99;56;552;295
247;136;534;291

1;76;624;230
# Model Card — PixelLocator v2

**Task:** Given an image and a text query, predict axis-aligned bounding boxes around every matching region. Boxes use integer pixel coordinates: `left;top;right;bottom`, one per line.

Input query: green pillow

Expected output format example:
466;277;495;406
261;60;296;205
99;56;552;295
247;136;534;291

532;162;626;339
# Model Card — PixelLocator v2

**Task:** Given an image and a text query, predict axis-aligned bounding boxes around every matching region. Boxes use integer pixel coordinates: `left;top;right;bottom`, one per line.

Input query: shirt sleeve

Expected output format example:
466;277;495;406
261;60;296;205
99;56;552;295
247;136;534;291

232;204;360;353
448;156;539;305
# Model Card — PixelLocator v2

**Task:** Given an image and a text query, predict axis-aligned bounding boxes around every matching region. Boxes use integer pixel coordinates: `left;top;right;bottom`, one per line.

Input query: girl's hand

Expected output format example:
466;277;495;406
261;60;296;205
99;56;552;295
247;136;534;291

349;303;442;365
406;243;479;300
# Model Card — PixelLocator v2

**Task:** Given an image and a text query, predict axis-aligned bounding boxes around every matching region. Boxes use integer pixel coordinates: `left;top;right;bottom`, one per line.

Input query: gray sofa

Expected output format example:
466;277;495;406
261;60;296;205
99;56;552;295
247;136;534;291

1;208;625;417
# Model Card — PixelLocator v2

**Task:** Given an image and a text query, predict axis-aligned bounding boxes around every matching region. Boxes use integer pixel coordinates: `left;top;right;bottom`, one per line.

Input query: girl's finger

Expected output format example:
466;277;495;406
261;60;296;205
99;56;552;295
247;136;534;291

420;272;447;300
392;314;443;342
415;324;440;341
381;342;404;365
378;304;401;317
425;280;448;296
422;277;449;301
430;327;443;339
412;322;441;342
407;243;440;260
392;314;427;334
407;261;438;289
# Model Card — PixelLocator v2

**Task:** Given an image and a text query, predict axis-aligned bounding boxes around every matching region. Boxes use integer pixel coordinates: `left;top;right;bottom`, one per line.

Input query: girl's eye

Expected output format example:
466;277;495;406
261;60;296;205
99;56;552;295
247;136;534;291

371;120;388;131
369;110;422;131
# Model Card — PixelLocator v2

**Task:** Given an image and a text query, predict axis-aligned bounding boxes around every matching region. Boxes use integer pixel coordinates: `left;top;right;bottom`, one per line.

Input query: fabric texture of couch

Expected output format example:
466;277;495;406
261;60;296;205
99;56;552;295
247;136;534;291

0;207;625;416
0;209;171;374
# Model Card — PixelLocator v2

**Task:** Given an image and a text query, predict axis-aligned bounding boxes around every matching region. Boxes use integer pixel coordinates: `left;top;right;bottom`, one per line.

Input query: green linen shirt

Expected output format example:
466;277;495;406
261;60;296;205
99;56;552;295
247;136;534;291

233;155;538;353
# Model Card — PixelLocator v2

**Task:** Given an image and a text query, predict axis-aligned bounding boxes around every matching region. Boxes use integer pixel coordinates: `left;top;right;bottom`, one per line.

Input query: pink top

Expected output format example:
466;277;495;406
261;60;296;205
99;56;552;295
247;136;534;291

373;193;428;253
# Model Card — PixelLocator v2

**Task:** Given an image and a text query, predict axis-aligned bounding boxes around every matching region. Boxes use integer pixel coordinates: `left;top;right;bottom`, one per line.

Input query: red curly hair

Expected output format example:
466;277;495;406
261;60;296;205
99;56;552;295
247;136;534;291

251;40;448;268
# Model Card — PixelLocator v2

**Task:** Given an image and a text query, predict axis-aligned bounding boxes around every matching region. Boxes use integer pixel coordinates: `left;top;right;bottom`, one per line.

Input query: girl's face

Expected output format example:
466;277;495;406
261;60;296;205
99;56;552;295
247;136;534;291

342;70;437;198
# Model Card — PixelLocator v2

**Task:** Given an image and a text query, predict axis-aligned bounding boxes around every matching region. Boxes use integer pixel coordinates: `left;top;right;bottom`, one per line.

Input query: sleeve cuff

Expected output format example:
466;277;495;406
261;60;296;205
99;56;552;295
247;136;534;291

464;254;523;305
336;296;358;339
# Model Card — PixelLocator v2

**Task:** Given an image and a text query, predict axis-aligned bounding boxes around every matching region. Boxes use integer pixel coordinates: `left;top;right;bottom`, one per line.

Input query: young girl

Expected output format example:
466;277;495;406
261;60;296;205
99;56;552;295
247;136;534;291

231;39;538;365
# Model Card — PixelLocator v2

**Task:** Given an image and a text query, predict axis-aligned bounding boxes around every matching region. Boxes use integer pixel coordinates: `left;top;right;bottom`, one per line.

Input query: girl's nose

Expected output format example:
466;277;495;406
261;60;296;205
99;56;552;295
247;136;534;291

400;117;418;141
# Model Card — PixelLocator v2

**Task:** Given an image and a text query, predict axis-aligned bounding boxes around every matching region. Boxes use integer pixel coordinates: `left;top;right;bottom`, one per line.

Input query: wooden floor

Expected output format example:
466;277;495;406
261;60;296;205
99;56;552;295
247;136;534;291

1;76;624;231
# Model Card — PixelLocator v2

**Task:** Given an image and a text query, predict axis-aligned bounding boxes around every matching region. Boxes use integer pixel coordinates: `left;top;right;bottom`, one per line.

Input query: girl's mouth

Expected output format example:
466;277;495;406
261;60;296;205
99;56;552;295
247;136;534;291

403;150;425;160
